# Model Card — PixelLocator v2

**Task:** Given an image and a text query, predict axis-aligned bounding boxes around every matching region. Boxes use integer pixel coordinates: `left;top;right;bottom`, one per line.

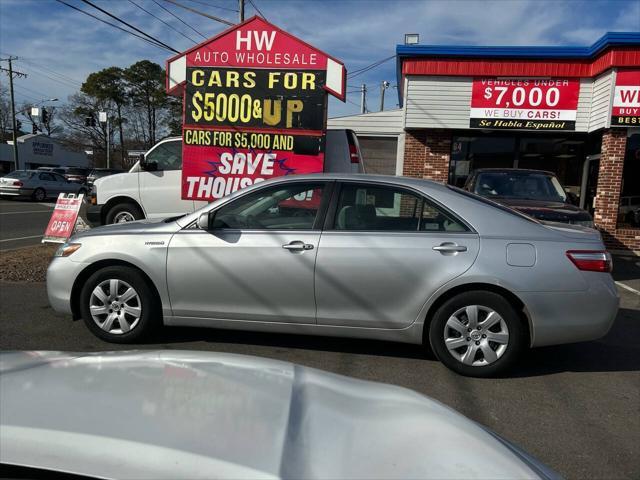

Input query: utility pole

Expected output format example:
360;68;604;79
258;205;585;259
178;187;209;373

380;81;390;111
238;0;244;22
360;84;367;114
1;56;27;171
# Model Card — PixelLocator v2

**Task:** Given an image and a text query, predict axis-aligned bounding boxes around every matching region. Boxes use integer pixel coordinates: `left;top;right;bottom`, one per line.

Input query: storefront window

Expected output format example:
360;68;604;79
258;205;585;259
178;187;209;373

618;131;640;228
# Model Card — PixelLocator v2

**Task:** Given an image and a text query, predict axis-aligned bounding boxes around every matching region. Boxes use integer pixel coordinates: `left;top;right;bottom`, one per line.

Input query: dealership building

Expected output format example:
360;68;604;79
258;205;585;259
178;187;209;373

329;32;640;253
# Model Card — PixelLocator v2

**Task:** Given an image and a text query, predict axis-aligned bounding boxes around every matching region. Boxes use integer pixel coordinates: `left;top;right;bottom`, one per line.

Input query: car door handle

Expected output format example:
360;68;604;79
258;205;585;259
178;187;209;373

282;241;314;251
433;243;467;253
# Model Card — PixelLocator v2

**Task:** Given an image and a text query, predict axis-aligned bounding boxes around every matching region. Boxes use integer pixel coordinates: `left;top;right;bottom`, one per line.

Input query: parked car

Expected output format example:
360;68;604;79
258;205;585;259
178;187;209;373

86;129;364;225
60;166;91;184
0;350;560;480
618;195;640;226
47;174;618;377
0;170;88;201
36;166;66;175
464;168;594;227
86;168;124;187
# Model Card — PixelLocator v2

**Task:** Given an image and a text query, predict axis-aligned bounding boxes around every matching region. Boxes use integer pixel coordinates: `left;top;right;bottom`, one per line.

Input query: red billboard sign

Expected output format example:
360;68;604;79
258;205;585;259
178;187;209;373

43;193;83;243
166;17;345;201
470;78;580;130
611;70;640;127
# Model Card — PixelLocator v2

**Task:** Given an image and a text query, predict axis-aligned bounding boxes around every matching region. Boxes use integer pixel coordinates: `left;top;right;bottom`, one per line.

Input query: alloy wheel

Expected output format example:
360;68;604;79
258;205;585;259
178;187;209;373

443;305;509;366
90;279;142;334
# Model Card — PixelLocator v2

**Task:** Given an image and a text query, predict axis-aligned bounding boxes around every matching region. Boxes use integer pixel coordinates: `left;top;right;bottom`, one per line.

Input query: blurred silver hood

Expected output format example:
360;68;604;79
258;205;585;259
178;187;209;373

0;351;559;479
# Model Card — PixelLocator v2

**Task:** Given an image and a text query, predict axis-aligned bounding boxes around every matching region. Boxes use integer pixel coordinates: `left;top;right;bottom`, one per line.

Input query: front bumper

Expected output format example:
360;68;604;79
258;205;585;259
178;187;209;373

86;204;104;227
46;257;88;317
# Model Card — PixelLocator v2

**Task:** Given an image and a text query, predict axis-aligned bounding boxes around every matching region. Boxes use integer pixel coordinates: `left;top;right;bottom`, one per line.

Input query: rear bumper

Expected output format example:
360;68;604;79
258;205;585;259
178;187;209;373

86;204;104;227
522;275;619;347
0;187;34;197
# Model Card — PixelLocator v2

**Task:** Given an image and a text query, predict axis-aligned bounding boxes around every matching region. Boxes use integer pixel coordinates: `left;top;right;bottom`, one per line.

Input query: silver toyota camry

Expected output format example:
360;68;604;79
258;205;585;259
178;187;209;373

47;174;619;377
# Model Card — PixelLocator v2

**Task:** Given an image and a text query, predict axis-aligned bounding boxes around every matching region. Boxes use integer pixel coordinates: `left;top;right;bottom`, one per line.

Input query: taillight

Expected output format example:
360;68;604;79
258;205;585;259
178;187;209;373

349;144;359;164
566;250;612;273
12;181;23;187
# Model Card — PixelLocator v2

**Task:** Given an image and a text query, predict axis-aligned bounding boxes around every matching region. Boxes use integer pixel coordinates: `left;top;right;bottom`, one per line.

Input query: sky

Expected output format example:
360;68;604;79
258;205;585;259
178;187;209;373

1;0;639;119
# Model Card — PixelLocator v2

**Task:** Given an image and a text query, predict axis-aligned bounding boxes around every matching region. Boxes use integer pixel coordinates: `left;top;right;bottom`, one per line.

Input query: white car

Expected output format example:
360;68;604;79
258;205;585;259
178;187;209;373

87;130;363;225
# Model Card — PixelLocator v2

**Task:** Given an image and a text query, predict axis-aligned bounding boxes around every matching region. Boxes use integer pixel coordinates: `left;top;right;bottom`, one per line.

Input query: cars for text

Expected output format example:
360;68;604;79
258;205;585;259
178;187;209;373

47;174;619;377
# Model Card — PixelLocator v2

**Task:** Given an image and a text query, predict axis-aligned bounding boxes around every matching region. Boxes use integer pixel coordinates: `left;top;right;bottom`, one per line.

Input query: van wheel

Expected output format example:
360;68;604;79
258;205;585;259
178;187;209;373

429;291;526;377
80;266;159;343
105;202;143;224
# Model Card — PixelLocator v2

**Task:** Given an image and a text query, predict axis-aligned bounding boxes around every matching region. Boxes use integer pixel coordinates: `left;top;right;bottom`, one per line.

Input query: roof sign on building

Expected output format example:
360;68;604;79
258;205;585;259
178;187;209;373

470;78;580;131
611;70;640;127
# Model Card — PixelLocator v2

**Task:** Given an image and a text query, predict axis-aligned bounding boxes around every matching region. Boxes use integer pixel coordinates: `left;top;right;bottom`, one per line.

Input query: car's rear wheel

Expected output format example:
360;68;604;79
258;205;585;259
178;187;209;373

80;266;159;343
429;291;526;377
105;202;144;224
32;188;46;201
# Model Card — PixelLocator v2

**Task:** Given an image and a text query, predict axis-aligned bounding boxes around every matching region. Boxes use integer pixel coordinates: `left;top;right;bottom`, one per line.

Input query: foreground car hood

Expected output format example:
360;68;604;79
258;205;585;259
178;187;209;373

73;217;181;238
495;198;592;223
0;351;557;480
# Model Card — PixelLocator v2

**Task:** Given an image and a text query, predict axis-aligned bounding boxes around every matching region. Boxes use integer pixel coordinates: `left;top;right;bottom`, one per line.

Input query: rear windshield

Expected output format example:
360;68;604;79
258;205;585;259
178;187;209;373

473;171;567;202
4;171;34;179
447;185;540;224
65;168;88;175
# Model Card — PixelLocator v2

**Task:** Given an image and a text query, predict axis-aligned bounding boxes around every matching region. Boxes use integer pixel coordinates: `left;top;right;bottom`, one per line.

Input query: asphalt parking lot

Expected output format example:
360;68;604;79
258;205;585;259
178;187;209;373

0;198;54;250
1;278;638;479
1;197;639;478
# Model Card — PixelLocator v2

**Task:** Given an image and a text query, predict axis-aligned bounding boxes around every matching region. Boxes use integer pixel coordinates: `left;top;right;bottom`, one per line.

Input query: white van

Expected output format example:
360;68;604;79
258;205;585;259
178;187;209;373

87;130;363;225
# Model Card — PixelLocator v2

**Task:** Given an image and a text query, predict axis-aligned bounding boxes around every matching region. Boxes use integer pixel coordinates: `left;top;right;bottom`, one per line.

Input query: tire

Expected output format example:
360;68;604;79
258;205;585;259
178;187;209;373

429;291;526;377
32;187;46;202
105;202;144;224
80;266;160;343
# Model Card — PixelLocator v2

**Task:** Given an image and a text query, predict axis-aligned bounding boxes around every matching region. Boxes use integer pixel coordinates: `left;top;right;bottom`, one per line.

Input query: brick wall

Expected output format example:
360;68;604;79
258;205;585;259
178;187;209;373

403;129;451;183
594;129;640;253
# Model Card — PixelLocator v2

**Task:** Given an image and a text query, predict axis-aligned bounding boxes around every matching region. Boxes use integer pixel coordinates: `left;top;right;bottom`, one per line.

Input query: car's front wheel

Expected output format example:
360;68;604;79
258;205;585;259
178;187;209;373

32;187;46;201
429;290;526;377
80;266;159;343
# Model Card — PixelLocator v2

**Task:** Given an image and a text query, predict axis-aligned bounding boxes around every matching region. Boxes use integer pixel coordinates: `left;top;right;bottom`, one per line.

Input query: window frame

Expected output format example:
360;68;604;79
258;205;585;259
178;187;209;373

202;179;335;232
324;180;474;234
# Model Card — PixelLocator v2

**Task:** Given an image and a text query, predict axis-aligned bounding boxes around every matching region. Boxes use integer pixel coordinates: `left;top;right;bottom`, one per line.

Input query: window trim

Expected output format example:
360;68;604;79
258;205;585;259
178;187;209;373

325;180;475;234
195;179;335;233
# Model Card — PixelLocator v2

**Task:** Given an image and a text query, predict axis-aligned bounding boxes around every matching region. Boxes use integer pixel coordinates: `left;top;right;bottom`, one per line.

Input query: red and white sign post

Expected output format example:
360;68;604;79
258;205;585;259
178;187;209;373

611;70;640;127
43;193;84;243
470;78;580;131
166;16;346;201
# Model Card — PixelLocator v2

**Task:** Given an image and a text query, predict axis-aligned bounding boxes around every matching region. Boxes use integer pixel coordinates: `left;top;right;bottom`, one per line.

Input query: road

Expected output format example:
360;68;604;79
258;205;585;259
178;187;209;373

0;198;54;250
1;280;638;479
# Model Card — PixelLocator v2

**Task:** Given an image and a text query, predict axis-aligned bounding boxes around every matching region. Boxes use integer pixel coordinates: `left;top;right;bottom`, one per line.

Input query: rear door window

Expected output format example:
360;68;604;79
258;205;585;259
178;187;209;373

333;183;469;232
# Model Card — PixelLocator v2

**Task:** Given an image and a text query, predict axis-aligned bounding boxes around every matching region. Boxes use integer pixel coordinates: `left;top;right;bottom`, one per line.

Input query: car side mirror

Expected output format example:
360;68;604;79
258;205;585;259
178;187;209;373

197;212;210;230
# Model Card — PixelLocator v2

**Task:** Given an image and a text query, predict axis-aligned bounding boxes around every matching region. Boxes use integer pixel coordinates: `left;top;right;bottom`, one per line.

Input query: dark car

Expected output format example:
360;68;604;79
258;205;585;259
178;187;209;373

464;168;594;227
61;167;91;184
86;168;124;186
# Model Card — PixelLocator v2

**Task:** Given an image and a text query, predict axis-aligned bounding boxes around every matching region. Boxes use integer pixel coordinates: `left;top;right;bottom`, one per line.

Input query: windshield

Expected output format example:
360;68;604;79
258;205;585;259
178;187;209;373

4;171;34;179
473;172;567;202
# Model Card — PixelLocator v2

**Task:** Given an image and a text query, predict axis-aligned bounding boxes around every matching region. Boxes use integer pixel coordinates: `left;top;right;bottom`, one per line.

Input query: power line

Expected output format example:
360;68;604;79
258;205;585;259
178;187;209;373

183;0;238;13
20;65;81;89
80;0;179;53
19;58;83;87
348;55;396;79
247;0;266;20
55;0;175;53
151;0;207;39
128;0;198;44
162;0;234;26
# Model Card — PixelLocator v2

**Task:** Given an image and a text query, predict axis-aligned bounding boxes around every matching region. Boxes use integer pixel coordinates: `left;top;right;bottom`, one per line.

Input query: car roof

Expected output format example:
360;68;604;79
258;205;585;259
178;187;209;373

473;168;556;176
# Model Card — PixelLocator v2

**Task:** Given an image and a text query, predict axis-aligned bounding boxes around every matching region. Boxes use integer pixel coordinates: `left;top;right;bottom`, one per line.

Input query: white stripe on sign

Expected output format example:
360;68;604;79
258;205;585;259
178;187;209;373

0;234;43;243
0;210;53;215
615;281;640;296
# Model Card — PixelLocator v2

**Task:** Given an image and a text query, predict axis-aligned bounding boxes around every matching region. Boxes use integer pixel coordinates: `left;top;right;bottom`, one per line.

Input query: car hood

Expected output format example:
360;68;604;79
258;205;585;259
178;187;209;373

494;198;592;223
0;351;558;480
72;217;182;238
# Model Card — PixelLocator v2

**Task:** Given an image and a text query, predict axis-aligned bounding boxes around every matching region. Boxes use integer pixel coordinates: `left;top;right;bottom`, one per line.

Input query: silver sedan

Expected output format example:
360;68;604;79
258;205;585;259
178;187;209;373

0;170;87;201
46;174;619;377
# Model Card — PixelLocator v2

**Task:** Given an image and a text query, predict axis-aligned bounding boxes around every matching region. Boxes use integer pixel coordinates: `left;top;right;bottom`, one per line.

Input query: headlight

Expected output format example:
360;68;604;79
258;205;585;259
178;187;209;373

573;220;594;228
54;242;81;257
